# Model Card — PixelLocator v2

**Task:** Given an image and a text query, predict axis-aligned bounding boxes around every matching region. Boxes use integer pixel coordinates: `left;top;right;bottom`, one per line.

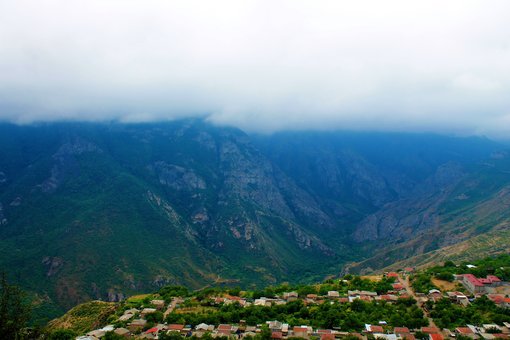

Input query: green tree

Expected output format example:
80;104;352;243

0;273;31;339
103;331;126;340
47;329;77;340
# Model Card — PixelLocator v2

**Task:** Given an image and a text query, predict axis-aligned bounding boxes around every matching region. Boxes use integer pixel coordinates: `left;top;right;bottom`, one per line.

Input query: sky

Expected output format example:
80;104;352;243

0;1;510;137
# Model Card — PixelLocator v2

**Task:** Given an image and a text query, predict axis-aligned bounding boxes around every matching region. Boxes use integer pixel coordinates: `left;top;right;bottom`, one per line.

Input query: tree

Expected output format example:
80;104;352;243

0;273;31;339
47;329;77;340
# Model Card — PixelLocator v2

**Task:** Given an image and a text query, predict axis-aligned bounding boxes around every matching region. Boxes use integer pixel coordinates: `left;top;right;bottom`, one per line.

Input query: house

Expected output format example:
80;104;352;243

145;327;160;336
141;308;157;317
328;291;340;298
392;283;405;291
293;326;310;338
461;274;503;294
455;327;475;338
196;323;215;332
393;327;410;336
320;333;336;340
283;292;299;301
224;295;247;306
428;290;443;302
366;324;384;333
128;319;147;332
429;334;443;340
217;324;238;336
151;299;166;310
488;295;506;306
254;298;273;306
421;327;440;334
267;321;283;332
113;328;130;337
119;308;138;321
387;272;399;279
168;324;185;334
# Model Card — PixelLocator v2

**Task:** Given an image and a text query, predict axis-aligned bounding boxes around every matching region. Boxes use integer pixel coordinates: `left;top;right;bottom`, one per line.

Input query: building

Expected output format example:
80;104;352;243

461;274;503;294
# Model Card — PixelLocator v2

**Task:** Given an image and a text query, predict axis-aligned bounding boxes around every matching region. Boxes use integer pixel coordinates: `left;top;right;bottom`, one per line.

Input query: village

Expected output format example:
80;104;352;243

75;266;510;340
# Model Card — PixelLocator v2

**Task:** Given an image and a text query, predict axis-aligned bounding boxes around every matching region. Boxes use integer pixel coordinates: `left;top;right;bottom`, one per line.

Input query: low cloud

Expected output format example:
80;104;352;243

0;1;509;137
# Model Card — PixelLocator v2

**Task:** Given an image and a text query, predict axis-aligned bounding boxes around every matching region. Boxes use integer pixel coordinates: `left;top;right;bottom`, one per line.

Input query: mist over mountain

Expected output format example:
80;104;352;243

1;120;510;322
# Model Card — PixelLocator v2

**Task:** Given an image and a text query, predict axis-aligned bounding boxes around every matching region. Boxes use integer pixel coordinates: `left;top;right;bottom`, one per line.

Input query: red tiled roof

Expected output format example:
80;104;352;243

321;333;336;340
168;324;184;331
493;334;509;339
145;327;159;334
429;334;443;340
293;327;308;333
394;327;410;334
422;327;440;334
369;325;384;333
456;327;473;334
217;324;232;331
387;272;399;277
392;284;404;290
488;295;505;304
463;274;484;287
487;275;501;282
402;335;416;340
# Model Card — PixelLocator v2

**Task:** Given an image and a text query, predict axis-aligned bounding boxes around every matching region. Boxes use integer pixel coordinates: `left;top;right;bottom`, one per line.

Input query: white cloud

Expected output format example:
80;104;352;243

0;0;509;136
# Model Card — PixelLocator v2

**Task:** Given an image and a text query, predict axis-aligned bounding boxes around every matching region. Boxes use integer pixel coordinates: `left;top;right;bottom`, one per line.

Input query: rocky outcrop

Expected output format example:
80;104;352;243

42;256;64;277
150;162;207;191
40;138;102;193
218;137;295;220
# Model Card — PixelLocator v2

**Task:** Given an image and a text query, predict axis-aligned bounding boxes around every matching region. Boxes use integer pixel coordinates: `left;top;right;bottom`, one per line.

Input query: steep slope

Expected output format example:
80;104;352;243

346;152;510;273
0;122;343;321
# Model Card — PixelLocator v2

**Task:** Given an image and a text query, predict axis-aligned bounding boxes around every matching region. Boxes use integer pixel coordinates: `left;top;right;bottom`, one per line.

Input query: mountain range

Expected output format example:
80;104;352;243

0;120;509;322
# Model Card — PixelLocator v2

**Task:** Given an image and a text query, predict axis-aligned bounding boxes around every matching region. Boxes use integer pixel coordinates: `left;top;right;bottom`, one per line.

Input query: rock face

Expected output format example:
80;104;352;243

42;256;64;277
40;138;102;193
151;162;207;191
353;162;466;242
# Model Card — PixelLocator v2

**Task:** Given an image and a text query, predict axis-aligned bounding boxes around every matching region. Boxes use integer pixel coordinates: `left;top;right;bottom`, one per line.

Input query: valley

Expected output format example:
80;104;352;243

0;120;509;323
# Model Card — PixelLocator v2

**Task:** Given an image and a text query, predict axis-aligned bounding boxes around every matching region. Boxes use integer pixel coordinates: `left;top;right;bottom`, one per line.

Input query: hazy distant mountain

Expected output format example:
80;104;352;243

0;120;508;322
